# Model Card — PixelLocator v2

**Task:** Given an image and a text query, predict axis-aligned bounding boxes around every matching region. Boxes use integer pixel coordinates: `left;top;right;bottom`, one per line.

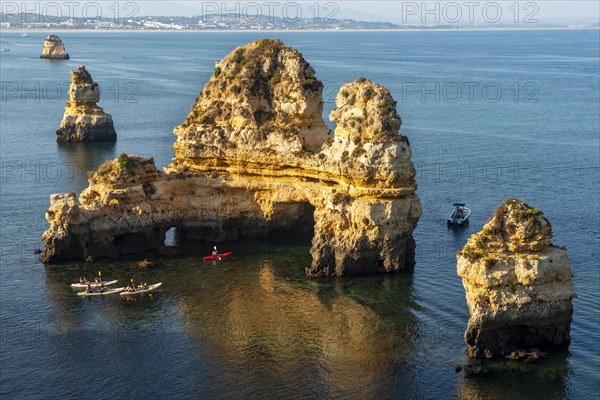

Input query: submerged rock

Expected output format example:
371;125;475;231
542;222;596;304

41;39;421;276
457;198;575;358
40;34;69;59
462;365;492;377
505;348;546;362
56;65;117;142
137;259;154;269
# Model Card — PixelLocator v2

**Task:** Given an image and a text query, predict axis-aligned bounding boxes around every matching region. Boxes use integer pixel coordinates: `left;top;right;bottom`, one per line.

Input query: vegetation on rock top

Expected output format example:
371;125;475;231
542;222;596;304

330;77;405;143
178;38;323;134
90;154;161;187
460;198;553;261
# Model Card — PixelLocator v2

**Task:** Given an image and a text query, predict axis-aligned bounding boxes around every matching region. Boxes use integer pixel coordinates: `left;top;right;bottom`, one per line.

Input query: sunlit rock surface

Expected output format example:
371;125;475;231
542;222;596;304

56;65;117;142
457;198;575;358
42;39;421;276
40;34;69;59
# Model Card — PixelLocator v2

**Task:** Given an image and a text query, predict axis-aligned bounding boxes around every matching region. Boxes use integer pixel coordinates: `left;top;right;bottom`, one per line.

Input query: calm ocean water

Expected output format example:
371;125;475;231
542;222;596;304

0;30;598;399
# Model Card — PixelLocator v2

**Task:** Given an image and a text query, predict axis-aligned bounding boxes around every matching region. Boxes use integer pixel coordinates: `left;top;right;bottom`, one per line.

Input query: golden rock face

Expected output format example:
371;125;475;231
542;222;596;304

40;34;70;59
457;199;575;358
460;198;552;258
56;65;116;143
175;39;329;153
42;39;422;277
330;77;402;143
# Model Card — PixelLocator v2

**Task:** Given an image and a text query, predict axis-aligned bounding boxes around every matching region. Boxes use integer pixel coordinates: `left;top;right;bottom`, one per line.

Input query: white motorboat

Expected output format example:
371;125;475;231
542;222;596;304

448;203;471;226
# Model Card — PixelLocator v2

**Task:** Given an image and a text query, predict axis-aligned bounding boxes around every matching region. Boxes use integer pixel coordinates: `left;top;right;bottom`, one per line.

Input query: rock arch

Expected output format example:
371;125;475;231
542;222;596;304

41;40;421;277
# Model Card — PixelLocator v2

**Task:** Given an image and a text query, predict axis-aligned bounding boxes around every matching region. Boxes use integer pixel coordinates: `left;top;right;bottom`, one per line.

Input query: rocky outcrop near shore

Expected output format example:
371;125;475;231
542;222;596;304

457;198;575;358
41;39;421;277
56;65;117;142
40;34;69;59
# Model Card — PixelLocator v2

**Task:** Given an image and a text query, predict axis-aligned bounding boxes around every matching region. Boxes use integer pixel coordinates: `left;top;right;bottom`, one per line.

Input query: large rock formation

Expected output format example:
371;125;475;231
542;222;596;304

56;65;117;142
41;39;421;277
174;38;329;153
457;198;575;358
40;34;69;59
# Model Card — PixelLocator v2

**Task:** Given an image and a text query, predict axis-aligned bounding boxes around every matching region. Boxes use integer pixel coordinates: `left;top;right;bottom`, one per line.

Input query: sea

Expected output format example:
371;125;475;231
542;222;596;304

0;30;599;399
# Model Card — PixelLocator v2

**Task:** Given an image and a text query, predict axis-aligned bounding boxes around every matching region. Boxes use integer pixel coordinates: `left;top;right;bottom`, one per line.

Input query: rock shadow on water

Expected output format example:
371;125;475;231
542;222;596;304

177;255;422;399
40;237;447;398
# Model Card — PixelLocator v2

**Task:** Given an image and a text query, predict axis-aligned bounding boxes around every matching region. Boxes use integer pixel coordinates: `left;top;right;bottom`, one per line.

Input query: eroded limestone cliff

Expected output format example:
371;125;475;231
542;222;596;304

56;65;117;142
457;198;575;358
40;34;69;59
41;39;421;277
174;39;329;153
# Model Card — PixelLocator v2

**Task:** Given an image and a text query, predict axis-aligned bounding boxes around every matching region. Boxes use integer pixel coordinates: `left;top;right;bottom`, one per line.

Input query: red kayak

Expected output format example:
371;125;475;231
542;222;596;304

202;251;233;261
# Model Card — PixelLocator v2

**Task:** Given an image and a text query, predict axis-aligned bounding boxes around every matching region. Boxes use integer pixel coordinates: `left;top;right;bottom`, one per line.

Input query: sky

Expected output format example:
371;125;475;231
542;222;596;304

4;1;600;24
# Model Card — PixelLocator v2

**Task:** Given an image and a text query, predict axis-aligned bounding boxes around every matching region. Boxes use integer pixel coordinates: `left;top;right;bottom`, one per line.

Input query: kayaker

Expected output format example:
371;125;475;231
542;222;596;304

79;276;87;284
212;246;218;257
140;282;148;290
85;283;94;293
94;276;101;285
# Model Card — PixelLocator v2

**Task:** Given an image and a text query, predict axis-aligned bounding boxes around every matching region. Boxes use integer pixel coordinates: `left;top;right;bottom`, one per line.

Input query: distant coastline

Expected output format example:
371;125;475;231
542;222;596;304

2;27;599;33
2;11;597;33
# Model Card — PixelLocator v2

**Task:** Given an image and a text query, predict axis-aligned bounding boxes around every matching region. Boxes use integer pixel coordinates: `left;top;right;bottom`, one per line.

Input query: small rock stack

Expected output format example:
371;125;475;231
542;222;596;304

457;198;576;358
40;34;69;59
56;65;117;142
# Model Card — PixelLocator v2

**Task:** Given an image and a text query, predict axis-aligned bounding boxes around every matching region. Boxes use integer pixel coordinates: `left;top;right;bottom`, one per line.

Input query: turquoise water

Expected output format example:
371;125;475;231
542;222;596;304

0;30;599;399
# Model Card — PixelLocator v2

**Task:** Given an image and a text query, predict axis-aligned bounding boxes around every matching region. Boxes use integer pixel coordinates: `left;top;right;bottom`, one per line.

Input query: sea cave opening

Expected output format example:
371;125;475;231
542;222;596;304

267;202;316;242
164;227;176;246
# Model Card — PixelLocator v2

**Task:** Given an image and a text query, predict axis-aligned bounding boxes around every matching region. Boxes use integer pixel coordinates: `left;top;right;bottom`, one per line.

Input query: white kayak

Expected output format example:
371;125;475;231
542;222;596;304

77;287;125;296
71;280;118;289
120;282;163;296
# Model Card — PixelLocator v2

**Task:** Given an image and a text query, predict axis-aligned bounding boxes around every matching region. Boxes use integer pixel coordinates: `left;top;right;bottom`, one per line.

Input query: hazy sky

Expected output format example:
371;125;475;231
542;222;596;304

7;1;600;24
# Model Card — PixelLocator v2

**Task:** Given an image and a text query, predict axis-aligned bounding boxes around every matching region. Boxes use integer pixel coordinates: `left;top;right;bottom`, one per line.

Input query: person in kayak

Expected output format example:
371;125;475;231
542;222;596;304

139;282;149;290
79;276;88;284
94;276;102;285
212;246;218;257
85;283;95;294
